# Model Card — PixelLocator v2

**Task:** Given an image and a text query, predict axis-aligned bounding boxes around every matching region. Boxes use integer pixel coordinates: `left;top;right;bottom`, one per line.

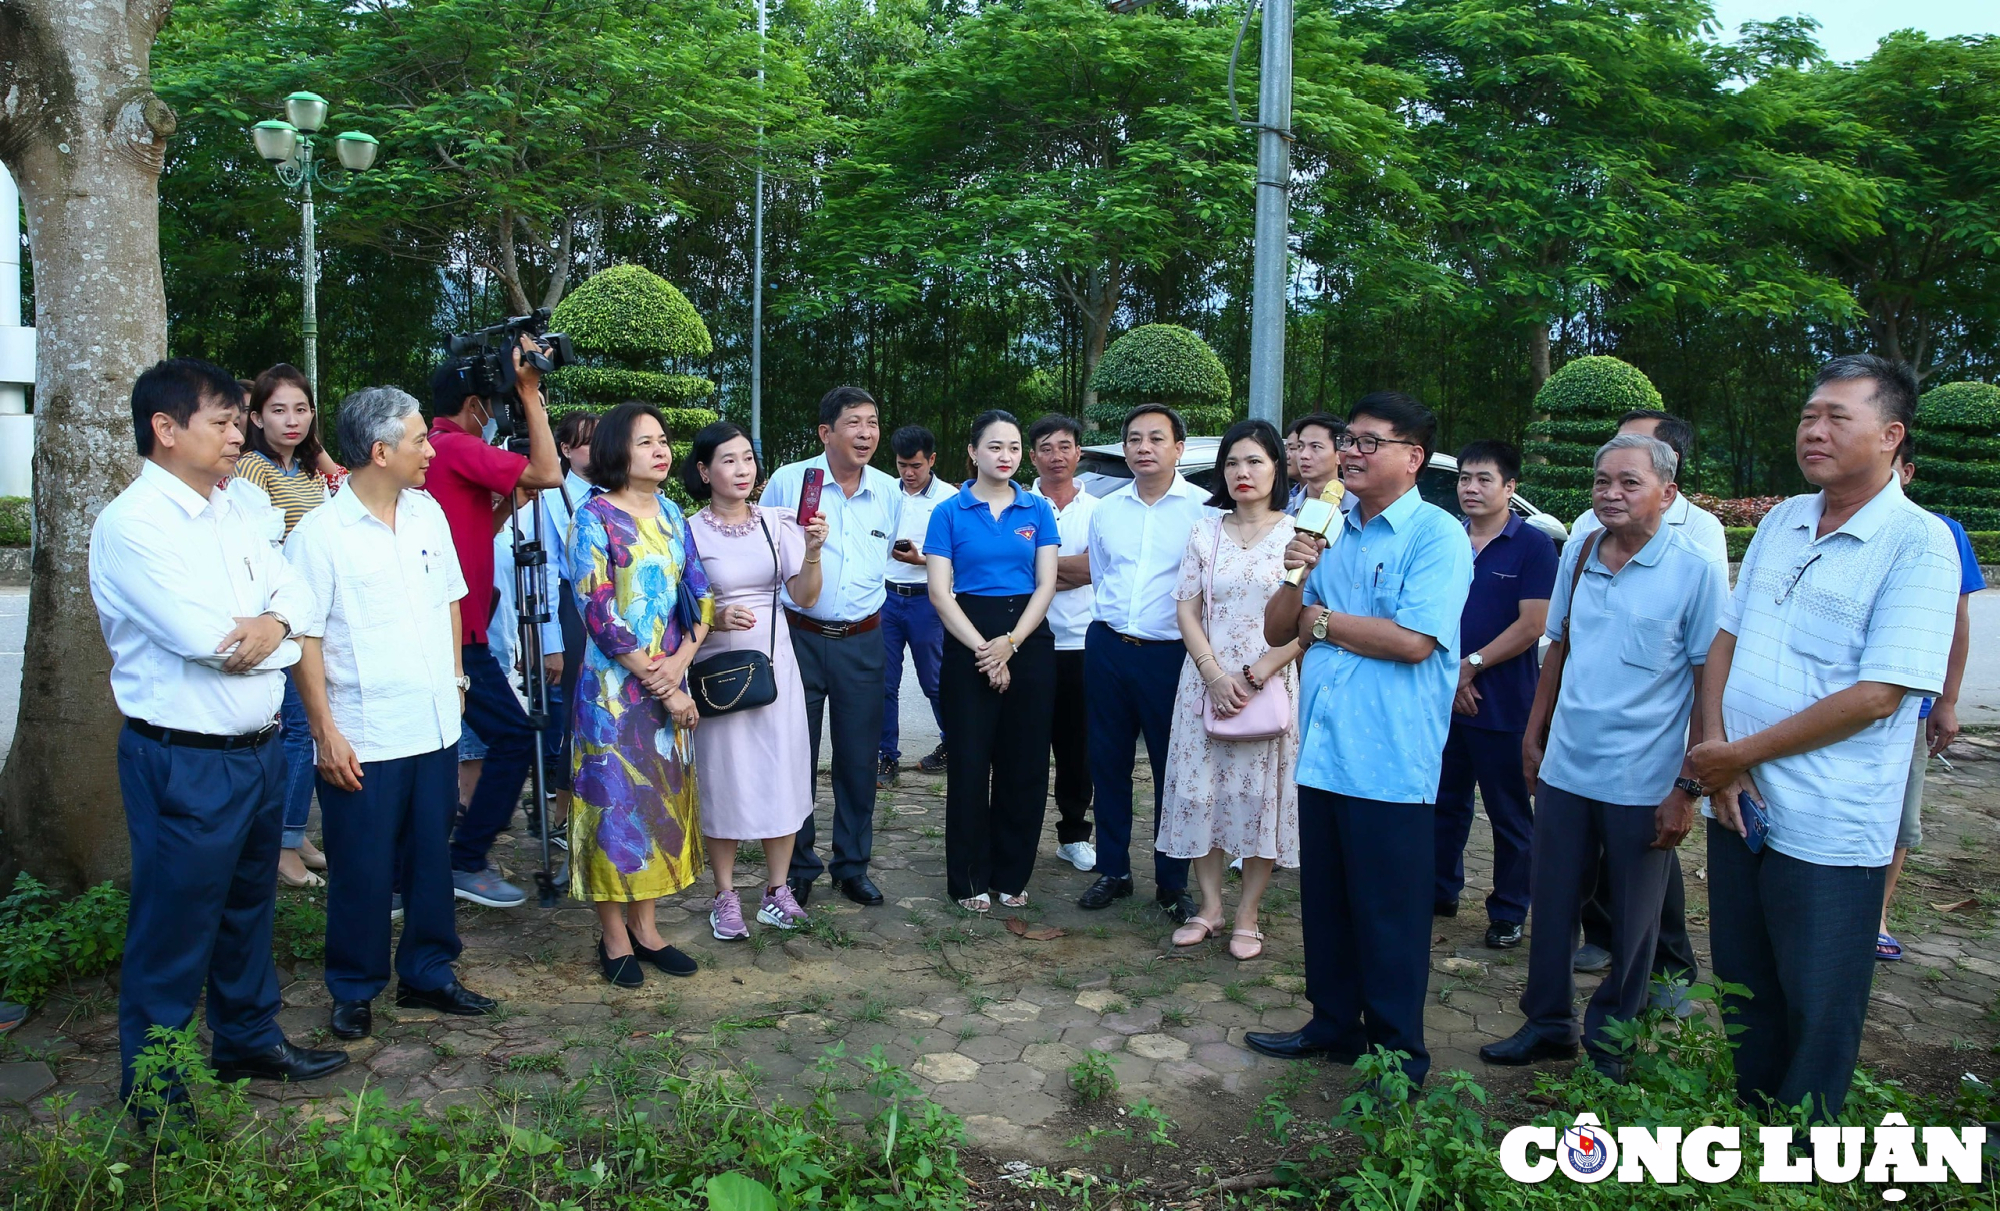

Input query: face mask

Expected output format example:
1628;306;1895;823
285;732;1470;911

481;415;499;444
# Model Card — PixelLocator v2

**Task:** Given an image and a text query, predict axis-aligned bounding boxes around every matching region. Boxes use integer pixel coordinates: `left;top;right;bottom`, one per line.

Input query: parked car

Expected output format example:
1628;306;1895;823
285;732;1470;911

1077;438;1571;547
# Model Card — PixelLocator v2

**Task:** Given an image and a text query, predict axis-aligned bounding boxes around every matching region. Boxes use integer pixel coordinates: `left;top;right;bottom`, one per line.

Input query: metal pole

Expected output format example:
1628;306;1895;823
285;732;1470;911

300;141;320;396
749;0;766;458
1244;0;1292;427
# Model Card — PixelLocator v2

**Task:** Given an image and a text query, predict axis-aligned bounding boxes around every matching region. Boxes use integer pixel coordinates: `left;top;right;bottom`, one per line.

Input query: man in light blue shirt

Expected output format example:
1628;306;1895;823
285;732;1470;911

758;386;903;908
1689;355;1959;1120
1479;434;1723;1079
1246;392;1472;1085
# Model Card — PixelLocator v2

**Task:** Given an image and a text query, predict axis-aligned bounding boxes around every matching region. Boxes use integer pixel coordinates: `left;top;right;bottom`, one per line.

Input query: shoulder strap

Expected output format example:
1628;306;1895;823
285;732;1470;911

758;509;780;660
1558;530;1605;645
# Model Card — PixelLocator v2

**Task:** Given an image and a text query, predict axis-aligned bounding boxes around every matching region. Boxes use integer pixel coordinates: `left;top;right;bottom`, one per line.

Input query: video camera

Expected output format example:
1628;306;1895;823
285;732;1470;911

446;308;576;438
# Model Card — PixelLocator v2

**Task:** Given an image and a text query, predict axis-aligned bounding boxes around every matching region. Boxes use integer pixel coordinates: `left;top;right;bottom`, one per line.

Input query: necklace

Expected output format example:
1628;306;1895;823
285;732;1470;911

700;507;760;538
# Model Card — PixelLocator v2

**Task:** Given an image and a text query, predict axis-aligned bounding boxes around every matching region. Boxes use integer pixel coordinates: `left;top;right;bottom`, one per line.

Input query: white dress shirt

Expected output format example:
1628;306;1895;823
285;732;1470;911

886;472;953;586
224;476;285;548
1571;492;1728;577
89;459;310;735
1033;477;1098;650
284;487;468;763
760;455;903;621
1087;475;1214;641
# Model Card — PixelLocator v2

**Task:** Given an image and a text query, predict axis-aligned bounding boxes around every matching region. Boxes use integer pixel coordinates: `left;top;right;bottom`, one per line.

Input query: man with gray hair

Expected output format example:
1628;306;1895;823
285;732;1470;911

285;387;498;1041
1480;432;1725;1079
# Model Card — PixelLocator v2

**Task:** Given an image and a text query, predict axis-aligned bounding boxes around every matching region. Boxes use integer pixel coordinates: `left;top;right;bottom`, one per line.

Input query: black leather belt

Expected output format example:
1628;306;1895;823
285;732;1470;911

885;581;927;597
127;718;281;751
1091;621;1178;647
785;609;882;639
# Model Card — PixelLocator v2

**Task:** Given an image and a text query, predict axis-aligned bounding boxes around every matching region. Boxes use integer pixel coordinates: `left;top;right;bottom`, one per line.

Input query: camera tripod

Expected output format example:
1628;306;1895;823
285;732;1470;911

506;484;570;908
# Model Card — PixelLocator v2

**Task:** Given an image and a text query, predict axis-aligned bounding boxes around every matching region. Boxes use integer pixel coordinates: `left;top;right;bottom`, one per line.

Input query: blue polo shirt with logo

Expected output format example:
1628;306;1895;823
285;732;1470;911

924;482;1060;596
1456;514;1559;734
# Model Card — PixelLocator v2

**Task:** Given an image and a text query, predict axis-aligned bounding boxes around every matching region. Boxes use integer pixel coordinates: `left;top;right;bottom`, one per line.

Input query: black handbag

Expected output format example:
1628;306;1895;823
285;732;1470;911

687;512;781;717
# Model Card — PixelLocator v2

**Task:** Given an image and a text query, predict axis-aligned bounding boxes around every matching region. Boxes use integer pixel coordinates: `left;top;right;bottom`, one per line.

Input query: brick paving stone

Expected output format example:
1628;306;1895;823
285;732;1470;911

1127;1033;1190;1063
0;1062;54;1105
912;1052;981;1083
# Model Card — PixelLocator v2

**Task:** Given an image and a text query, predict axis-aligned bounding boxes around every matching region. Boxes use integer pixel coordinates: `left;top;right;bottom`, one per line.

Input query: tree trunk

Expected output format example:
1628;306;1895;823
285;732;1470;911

0;0;177;891
1076;262;1121;414
1528;321;1552;391
493;208;532;316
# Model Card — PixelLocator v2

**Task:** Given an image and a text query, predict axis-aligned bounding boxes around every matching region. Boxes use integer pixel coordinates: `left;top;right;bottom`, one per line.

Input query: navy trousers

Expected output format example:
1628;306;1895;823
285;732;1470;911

789;623;885;884
117;725;286;1101
1433;722;1534;924
1050;649;1092;844
277;673;317;849
1298;786;1434;1085
1708;821;1885;1121
449;642;535;872
1083;623;1188;892
880;587;945;763
318;745;462;1002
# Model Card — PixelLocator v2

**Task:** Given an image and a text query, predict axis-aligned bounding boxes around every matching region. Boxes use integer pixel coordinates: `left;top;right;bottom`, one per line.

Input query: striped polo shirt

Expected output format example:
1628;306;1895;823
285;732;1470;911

234;451;328;540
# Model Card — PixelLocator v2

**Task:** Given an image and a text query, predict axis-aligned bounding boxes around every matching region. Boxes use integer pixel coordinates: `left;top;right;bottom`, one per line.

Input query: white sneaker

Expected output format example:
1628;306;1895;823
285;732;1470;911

1057;841;1097;872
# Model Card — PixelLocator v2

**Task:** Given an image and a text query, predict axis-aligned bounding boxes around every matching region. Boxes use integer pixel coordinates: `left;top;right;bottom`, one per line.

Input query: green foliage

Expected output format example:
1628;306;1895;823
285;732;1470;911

0;497;29;547
552;264;715;364
1532;356;1666;421
270;892;326;963
5;1032;969;1209
1088;324;1231;408
1967;532;2000;565
1067;1049;1118;1104
1726;526;1755;560
1912;382;2000;520
0;875;127;1006
550;367;718;411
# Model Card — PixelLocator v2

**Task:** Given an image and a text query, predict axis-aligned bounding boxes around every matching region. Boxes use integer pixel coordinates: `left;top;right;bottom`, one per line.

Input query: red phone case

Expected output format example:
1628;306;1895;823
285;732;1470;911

797;468;824;527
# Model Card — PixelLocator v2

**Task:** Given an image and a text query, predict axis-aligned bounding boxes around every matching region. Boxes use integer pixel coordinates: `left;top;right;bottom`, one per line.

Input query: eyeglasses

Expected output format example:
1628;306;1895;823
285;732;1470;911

1334;432;1421;455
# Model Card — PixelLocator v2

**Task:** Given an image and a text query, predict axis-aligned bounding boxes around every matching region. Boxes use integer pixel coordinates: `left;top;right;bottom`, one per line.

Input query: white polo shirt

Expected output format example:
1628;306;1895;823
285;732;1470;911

886;472;953;587
1087;475;1213;641
285;486;468;763
1716;475;1959;866
1033;478;1098;651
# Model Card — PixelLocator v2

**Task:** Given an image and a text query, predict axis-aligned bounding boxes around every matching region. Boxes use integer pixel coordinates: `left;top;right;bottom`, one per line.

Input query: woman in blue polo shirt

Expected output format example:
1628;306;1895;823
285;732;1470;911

925;410;1061;913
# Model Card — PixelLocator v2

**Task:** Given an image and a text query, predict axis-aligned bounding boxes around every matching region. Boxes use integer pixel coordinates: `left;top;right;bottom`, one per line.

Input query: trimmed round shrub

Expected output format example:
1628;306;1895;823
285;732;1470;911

1089;325;1231;410
1532;355;1664;419
1083;400;1233;438
1521;356;1665;520
1910;381;2000;525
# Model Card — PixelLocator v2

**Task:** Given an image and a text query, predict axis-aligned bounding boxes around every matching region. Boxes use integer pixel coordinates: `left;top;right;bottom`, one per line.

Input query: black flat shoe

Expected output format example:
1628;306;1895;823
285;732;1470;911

837;875;884;906
787;876;813;907
212;1039;349;1084
1156;887;1196;925
598;938;644;988
1242;1030;1359;1063
329;1000;372;1040
1433;901;1459;918
1484;921;1523;949
1478;1025;1578;1066
1078;874;1133;910
395;979;496;1017
632;939;699;978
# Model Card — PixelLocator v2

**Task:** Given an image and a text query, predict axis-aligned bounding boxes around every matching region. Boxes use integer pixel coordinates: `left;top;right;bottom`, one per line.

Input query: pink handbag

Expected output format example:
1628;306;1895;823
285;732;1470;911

1199;518;1291;742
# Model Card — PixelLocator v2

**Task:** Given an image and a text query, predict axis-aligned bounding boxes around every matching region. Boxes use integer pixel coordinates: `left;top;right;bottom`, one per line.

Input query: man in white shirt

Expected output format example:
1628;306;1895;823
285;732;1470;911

1566;409;1721;994
759;386;903;907
90;359;347;1105
288;387;499;1042
1078;405;1210;921
879;425;953;785
1030;413;1099;872
1689;355;1960;1120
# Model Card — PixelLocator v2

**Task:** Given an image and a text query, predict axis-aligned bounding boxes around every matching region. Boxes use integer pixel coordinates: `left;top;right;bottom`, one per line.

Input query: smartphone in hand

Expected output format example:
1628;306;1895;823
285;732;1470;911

894;539;915;553
1739;791;1769;854
797;467;824;527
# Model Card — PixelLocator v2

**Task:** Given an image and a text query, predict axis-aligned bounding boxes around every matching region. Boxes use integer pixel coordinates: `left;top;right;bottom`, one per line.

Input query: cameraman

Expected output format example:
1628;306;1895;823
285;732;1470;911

426;335;563;908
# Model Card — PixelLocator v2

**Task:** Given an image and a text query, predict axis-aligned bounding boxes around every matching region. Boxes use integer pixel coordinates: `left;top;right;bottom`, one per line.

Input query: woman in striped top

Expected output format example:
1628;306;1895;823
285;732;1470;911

235;363;339;888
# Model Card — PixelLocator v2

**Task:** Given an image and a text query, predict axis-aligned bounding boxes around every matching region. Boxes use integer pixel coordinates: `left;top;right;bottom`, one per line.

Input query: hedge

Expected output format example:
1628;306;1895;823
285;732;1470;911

0;496;26;547
1532;355;1664;418
1910;380;2000;527
1089;324;1231;409
1723;527;1998;564
1521;356;1663;520
548;263;712;364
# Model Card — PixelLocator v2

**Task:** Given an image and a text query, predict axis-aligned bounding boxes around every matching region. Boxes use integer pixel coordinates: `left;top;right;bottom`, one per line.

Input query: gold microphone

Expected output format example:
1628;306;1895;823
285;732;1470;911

1284;480;1346;586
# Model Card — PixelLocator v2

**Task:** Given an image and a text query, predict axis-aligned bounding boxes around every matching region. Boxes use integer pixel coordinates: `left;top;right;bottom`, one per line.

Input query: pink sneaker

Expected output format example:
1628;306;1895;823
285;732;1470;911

758;885;808;930
709;890;749;940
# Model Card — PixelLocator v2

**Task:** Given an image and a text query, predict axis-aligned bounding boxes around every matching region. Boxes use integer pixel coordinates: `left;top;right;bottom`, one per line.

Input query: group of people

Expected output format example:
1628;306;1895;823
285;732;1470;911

89;340;1976;1127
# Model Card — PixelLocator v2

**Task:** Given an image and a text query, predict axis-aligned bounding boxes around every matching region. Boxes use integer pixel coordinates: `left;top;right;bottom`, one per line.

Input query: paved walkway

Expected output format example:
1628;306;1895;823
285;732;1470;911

5;734;2000;1159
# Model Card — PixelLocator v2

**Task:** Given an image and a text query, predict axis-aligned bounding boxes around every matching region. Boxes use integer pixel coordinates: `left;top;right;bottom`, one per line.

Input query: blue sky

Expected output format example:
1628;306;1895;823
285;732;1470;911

1709;0;1994;62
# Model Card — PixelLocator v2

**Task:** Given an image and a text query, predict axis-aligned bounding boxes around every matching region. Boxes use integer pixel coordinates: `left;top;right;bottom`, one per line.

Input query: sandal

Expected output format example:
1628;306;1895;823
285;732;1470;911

278;867;325;890
1228;929;1265;961
997;891;1028;909
1876;931;1903;962
958;894;991;914
1171;915;1223;947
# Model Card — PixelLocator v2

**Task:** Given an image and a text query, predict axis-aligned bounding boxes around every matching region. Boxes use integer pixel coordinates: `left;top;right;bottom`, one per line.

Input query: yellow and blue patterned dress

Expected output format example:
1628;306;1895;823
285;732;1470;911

568;493;713;903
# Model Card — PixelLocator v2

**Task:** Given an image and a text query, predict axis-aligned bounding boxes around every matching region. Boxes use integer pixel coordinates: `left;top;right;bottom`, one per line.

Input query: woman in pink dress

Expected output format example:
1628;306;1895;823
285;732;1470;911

682;422;829;940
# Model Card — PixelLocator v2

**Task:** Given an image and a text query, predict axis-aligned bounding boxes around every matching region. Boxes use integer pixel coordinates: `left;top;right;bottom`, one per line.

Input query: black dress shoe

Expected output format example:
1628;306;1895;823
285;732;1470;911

1077;874;1133;910
212;1039;350;1084
1156;887;1197;925
1484;921;1523;949
395;979;497;1017
836;875;884;906
633;938;699;977
1433;901;1459;918
787;876;813;907
1243;1030;1358;1063
1478;1025;1578;1066
598;938;644;988
329;1000;372;1040
1590;1054;1627;1084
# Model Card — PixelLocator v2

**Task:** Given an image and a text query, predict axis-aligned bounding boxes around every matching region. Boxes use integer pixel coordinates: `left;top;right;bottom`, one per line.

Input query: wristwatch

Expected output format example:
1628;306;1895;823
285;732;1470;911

455;675;472;692
263;610;295;639
1674;776;1707;797
1310;611;1330;643
1466;651;1485;670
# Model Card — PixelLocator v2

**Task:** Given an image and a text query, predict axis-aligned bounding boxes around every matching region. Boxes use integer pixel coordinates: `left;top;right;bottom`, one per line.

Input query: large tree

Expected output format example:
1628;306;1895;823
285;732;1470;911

0;0;177;888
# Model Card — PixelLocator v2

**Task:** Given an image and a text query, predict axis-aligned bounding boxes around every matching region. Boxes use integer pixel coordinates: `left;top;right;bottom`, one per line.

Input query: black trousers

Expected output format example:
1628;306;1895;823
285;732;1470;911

788;618;886;884
941;594;1055;900
320;745;462;1003
1521;782;1673;1061
1581;838;1699;980
1050;648;1092;844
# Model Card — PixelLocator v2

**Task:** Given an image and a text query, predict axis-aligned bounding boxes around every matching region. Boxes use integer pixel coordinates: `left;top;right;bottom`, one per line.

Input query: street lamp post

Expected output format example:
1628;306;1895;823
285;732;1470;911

251;92;378;395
